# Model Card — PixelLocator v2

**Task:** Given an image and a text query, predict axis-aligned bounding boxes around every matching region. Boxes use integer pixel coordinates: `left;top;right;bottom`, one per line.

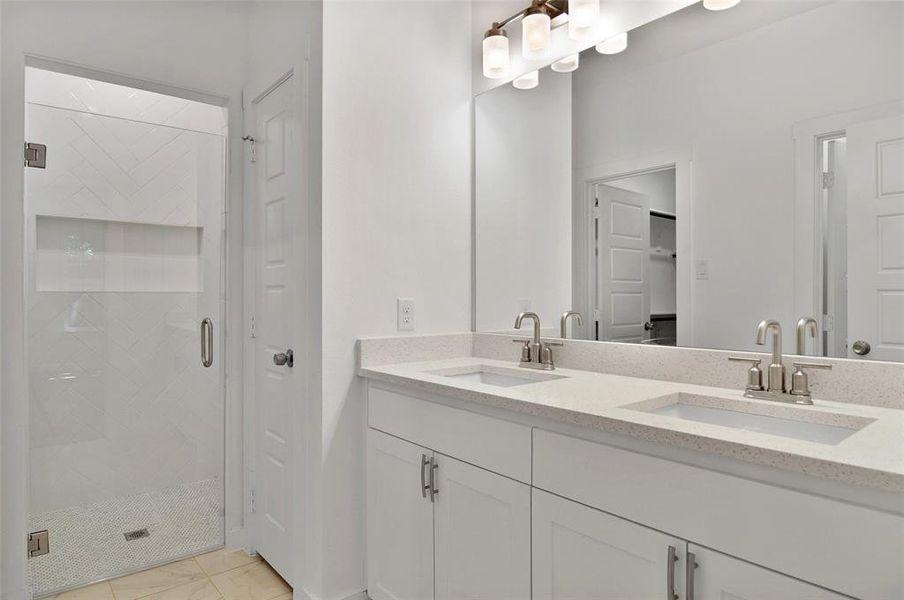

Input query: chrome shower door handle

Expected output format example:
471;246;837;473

200;318;213;368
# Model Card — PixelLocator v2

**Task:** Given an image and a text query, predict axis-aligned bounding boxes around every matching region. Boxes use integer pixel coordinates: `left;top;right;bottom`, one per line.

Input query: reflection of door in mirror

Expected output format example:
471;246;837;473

847;115;904;362
592;169;676;346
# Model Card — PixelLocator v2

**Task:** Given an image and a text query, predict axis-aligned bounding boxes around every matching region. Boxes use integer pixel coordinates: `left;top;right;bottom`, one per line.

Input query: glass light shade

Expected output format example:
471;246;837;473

522;11;551;59
703;0;741;10
551;53;580;73
482;33;510;79
596;32;628;55
512;70;539;90
568;0;600;41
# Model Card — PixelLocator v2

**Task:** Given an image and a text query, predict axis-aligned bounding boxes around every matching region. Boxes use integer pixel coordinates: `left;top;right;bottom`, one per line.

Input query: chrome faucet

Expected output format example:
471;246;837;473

729;319;832;405
796;317;818;355
756;319;785;392
513;312;561;370
560;311;583;339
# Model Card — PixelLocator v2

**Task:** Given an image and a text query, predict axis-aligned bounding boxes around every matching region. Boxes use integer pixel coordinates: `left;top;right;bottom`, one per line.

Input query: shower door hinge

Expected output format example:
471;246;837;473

24;142;47;169
28;530;49;558
822;171;835;189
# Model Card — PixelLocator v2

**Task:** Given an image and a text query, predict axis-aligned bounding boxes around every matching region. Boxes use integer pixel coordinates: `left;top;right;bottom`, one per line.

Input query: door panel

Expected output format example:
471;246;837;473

533;489;685;600
689;545;847;599
434;455;530;600
595;184;651;342
253;76;297;581
847;114;904;361
366;430;434;600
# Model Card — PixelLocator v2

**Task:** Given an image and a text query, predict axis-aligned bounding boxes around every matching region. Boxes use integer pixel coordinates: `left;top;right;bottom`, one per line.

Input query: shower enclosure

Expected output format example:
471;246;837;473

24;67;227;597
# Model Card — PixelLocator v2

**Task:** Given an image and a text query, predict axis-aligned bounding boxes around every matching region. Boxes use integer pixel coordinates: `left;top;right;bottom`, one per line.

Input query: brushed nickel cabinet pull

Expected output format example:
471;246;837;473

666;545;678;600
420;454;429;499
686;551;698;600
428;456;439;503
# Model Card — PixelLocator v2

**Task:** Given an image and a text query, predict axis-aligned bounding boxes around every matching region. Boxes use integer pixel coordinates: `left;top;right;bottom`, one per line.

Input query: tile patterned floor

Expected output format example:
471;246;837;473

45;549;291;600
30;479;223;596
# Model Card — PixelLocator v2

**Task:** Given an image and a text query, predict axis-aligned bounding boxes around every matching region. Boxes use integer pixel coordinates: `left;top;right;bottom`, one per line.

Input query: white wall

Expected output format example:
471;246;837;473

475;72;572;332
321;1;472;597
573;0;904;352
1;4;248;597
606;169;675;214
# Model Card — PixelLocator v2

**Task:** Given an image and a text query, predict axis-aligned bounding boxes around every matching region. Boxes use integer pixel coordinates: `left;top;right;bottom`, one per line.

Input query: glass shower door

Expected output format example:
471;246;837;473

24;75;226;596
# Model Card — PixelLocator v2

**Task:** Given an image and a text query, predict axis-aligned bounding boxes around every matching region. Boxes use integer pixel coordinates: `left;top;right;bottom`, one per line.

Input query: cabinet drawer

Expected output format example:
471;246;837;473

368;384;532;483
533;428;904;600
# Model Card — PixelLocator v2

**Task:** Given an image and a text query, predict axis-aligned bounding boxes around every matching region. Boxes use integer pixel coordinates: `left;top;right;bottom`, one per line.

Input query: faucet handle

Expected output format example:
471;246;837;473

728;356;764;392
790;362;832;398
512;338;531;363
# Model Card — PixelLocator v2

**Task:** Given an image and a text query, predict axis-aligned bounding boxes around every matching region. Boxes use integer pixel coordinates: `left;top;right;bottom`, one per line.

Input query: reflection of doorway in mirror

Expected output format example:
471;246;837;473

818;136;848;358
592;168;677;346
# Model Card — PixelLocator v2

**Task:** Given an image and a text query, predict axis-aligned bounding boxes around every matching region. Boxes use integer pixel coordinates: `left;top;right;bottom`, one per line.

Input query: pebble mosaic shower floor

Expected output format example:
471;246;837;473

29;478;223;597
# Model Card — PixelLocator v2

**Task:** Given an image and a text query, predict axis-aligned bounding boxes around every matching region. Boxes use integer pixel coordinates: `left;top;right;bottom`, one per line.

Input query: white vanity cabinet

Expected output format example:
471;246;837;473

533;489;687;600
365;381;903;600
688;545;848;600
366;430;434;600
366;412;531;600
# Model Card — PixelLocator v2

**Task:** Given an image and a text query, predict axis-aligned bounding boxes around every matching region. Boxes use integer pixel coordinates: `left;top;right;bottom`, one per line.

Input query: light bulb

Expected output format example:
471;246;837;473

568;0;600;41
513;70;539;90
703;0;741;10
551;53;580;73
522;7;551;60
596;32;628;55
482;28;509;79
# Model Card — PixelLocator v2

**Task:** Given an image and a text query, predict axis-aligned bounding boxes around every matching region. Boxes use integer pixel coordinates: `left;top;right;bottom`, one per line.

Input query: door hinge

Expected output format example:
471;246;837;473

24;142;47;169
822;171;835;189
250;489;255;513
249;315;256;339
28;530;49;558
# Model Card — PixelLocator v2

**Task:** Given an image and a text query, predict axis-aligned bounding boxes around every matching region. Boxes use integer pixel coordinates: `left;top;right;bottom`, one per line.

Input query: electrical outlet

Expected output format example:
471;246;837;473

397;298;415;331
695;259;710;280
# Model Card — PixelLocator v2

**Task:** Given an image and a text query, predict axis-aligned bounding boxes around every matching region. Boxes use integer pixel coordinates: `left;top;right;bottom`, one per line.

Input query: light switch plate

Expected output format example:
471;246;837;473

397;298;415;331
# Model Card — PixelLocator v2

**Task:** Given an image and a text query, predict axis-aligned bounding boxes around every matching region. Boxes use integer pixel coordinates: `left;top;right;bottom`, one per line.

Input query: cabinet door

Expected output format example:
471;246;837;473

533;488;687;600
689;545;848;600
366;430;434;600
434;455;530;600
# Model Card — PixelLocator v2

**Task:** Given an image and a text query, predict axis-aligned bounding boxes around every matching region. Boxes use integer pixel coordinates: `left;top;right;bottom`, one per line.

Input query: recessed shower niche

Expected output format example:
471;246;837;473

35;216;204;292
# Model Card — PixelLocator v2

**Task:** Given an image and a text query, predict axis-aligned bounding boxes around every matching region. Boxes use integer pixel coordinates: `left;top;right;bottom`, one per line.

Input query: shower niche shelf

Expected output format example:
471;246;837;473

35;215;204;292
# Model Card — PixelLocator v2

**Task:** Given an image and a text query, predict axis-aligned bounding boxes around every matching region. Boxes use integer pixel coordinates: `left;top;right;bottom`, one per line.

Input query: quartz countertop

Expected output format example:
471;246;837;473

359;357;904;492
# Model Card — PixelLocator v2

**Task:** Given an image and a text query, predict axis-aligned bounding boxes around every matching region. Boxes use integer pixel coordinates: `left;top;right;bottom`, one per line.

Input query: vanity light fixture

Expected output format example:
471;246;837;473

596;31;628;55
568;0;600;41
703;0;741;10
483;27;510;78
513;70;539;90
522;3;552;59
551;53;580;73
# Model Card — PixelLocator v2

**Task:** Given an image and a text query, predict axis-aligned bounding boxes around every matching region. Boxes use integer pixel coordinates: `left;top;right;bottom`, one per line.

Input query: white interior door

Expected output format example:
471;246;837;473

689;545;847;599
594;184;651;342
847;114;904;361
434;455;530;600
366;429;434;600
252;75;298;582
532;489;686;600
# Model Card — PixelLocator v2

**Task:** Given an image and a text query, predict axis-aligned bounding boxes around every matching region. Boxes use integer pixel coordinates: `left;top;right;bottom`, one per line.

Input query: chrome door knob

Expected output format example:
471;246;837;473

273;349;294;367
851;340;871;356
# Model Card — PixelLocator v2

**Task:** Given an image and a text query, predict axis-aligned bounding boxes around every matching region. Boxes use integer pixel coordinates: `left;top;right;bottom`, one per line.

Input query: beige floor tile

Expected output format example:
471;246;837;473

140;579;222;600
272;594;293;600
194;548;261;576
109;558;207;600
209;562;291;600
46;581;115;600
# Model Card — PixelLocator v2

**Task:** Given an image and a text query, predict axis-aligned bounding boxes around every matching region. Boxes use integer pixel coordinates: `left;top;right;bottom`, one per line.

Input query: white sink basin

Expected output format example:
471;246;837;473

627;393;874;445
429;365;565;388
